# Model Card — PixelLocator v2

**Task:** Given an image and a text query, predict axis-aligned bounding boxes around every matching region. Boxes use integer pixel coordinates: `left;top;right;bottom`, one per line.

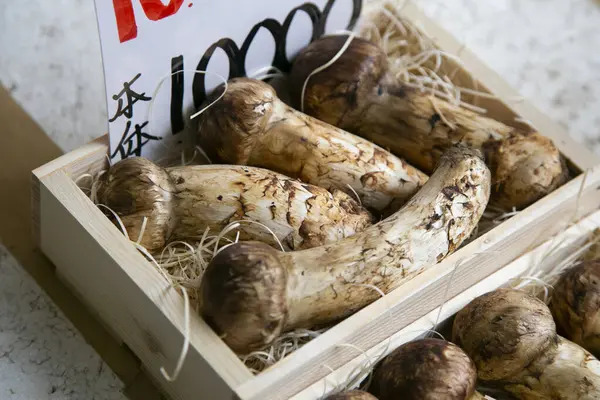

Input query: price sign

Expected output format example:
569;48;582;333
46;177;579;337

93;0;363;162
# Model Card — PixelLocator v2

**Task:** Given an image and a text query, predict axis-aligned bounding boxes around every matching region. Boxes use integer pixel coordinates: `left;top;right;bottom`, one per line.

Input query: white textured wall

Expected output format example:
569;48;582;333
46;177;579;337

2;0;599;154
419;0;600;154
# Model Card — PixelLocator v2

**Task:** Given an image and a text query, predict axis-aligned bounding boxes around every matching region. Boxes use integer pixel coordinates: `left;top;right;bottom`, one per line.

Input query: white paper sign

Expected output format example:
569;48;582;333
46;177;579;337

93;0;363;162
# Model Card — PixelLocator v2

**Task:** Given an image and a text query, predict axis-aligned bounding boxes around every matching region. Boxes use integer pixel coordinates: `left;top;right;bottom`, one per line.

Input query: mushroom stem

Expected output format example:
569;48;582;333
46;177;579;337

453;289;600;399
96;157;373;252
197;78;428;215
200;146;490;353
504;336;600;400
289;35;568;210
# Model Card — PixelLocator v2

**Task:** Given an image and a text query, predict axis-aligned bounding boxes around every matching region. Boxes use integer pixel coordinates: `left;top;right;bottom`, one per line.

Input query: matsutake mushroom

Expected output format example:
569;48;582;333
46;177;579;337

200;146;490;353
196;78;428;216
95;157;373;252
550;260;600;358
289;35;568;210
453;288;600;399
325;390;378;400
371;338;483;400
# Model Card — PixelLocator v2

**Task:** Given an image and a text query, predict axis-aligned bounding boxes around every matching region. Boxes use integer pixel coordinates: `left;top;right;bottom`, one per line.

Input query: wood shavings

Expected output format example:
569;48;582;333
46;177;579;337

506;170;592;304
358;1;492;116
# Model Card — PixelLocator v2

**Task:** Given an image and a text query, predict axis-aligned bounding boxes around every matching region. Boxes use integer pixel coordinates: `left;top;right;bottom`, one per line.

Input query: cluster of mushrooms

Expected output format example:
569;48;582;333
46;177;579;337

90;32;595;399
329;279;600;400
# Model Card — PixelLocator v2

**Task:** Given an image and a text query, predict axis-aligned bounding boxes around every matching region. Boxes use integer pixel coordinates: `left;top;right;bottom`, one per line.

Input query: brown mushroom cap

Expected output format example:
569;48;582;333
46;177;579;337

452;289;557;381
325;390;378;400
289;35;386;127
199;241;288;353
484;131;568;210
198;78;276;164
370;338;477;400
550;260;600;357
95;157;174;251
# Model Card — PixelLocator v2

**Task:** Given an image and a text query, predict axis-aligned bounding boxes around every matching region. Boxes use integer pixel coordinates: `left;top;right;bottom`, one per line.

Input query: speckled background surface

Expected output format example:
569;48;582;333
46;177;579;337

0;248;124;399
0;0;599;398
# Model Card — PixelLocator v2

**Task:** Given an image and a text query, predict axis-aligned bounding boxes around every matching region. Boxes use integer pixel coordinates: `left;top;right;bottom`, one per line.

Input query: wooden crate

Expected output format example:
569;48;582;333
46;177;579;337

31;2;600;400
296;209;600;399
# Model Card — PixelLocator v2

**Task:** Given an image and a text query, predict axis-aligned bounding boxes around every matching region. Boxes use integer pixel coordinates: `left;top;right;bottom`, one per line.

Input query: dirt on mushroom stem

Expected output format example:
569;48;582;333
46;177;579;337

95;157;374;253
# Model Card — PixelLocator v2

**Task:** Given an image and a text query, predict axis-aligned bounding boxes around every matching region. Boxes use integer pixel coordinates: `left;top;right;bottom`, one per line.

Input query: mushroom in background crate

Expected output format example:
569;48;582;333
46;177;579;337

325;390;378;400
370;338;483;400
550;229;600;358
453;288;600;399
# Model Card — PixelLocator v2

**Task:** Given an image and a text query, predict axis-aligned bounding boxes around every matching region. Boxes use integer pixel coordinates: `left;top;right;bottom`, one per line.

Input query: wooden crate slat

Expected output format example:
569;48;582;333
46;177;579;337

33;135;110;181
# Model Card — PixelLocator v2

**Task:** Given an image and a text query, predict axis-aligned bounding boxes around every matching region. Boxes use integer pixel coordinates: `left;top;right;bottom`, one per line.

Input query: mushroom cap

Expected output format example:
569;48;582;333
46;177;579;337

371;338;477;400
452;289;557;381
95;157;174;252
197;78;277;164
200;241;288;354
484;131;568;210
550;260;600;357
289;35;387;127
325;390;378;400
